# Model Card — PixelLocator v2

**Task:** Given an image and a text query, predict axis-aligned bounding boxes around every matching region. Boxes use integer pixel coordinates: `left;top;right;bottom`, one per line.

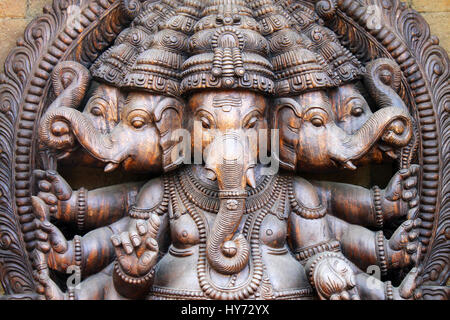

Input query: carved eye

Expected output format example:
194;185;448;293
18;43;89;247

131;117;146;129
351;106;364;117
90;107;103;116
311;116;324;127
200;116;211;129
245;117;258;129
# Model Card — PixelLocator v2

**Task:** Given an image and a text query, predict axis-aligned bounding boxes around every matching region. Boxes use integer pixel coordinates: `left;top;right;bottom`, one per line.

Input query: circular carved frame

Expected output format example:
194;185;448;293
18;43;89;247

0;0;448;299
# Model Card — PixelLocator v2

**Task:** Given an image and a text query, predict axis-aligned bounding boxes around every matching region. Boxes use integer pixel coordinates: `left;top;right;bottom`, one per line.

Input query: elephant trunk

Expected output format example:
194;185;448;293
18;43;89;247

363;58;407;111
48;61;91;113
39;107;121;166
205;135;251;275
334;106;412;166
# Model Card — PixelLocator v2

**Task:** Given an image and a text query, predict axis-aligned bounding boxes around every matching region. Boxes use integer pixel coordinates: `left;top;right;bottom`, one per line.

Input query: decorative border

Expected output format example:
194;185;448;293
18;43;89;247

0;0;447;299
0;0;139;296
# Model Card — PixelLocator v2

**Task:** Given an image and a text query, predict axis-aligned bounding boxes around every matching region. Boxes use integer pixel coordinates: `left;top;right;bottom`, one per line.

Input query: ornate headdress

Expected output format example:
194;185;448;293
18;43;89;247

120;0;203;97
277;0;364;84
180;0;275;95
250;0;336;96
90;0;181;87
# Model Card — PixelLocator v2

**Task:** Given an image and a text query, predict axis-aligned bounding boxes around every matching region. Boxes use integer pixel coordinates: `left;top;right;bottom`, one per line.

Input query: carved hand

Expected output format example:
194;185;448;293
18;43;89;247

393;268;423;300
111;215;160;278
31;250;65;300
34;169;73;219
31;196;66;300
308;253;360;300
381;164;420;221
30;196;74;272
386;218;422;269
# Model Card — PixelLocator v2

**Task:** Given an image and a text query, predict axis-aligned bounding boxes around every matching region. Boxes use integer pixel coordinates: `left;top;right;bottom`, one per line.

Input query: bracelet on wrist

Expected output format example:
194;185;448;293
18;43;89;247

376;231;388;276
372;186;384;228
76;188;87;231
114;262;155;285
385;281;394;300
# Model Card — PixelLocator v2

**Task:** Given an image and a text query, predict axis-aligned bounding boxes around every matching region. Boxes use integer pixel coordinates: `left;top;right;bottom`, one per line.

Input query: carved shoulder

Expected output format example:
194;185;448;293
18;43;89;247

289;176;327;219
130;177;169;218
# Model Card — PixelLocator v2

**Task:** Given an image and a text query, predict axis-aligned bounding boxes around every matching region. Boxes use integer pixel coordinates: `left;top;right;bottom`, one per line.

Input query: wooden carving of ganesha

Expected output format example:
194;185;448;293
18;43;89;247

0;0;448;301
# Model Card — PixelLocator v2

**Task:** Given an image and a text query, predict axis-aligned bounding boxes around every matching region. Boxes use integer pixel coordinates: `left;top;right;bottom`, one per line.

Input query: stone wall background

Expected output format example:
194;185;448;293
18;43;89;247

0;0;448;73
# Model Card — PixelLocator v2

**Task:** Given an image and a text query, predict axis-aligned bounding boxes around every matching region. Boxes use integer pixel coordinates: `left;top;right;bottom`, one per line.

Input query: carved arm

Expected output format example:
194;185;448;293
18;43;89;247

312;165;419;228
34;169;144;230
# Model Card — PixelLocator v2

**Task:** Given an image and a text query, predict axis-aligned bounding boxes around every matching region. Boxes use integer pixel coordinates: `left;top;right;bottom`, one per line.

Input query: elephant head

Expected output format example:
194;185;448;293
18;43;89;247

188;90;269;275
39;91;185;173
272;88;413;172
329;58;410;164
82;82;126;135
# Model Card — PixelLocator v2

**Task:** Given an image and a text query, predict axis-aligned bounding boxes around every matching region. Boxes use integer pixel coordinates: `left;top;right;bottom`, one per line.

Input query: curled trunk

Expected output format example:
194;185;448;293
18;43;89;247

39;107;119;163
335;106;413;163
206;161;250;275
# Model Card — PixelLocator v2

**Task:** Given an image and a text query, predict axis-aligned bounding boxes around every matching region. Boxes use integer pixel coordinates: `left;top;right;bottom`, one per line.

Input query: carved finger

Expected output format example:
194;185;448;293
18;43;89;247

409;198;419;210
37;192;58;206
49;206;58;215
401;219;414;232
35;230;49;241
45;170;72;201
47;225;68;254
117;255;133;275
399;267;419;299
408;230;419;241
398;168;411;180
340;291;351;300
22;220;39;233
409;165;420;176
402;190;415;202
34;169;46;181
120;232;134;255
37;241;51;254
406;243;418;254
413;218;422;228
400;232;409;245
23;231;36;243
145;237;159;252
407;207;419;219
110;235;122;247
138;251;157;276
351;293;361;300
135;220;148;237
129;230;141;247
404;176;417;190
31;196;50;222
329;294;340;300
38;180;52;192
26;240;37;252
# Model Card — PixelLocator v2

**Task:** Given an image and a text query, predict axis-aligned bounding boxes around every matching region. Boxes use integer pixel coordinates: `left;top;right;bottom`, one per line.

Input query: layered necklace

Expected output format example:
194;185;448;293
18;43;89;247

168;166;290;300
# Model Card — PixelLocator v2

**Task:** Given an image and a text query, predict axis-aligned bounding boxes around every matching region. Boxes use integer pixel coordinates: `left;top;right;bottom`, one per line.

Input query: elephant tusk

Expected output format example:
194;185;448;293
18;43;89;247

104;162;120;173
342;160;357;171
246;168;256;189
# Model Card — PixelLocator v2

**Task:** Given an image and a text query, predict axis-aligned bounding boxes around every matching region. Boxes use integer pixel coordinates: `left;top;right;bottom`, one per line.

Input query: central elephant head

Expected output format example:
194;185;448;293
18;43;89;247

187;90;269;275
272;89;413;172
39;91;185;173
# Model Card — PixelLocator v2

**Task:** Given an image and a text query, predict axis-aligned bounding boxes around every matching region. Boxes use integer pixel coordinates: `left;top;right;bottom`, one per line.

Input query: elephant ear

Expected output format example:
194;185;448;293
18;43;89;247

153;97;185;172
271;98;302;172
